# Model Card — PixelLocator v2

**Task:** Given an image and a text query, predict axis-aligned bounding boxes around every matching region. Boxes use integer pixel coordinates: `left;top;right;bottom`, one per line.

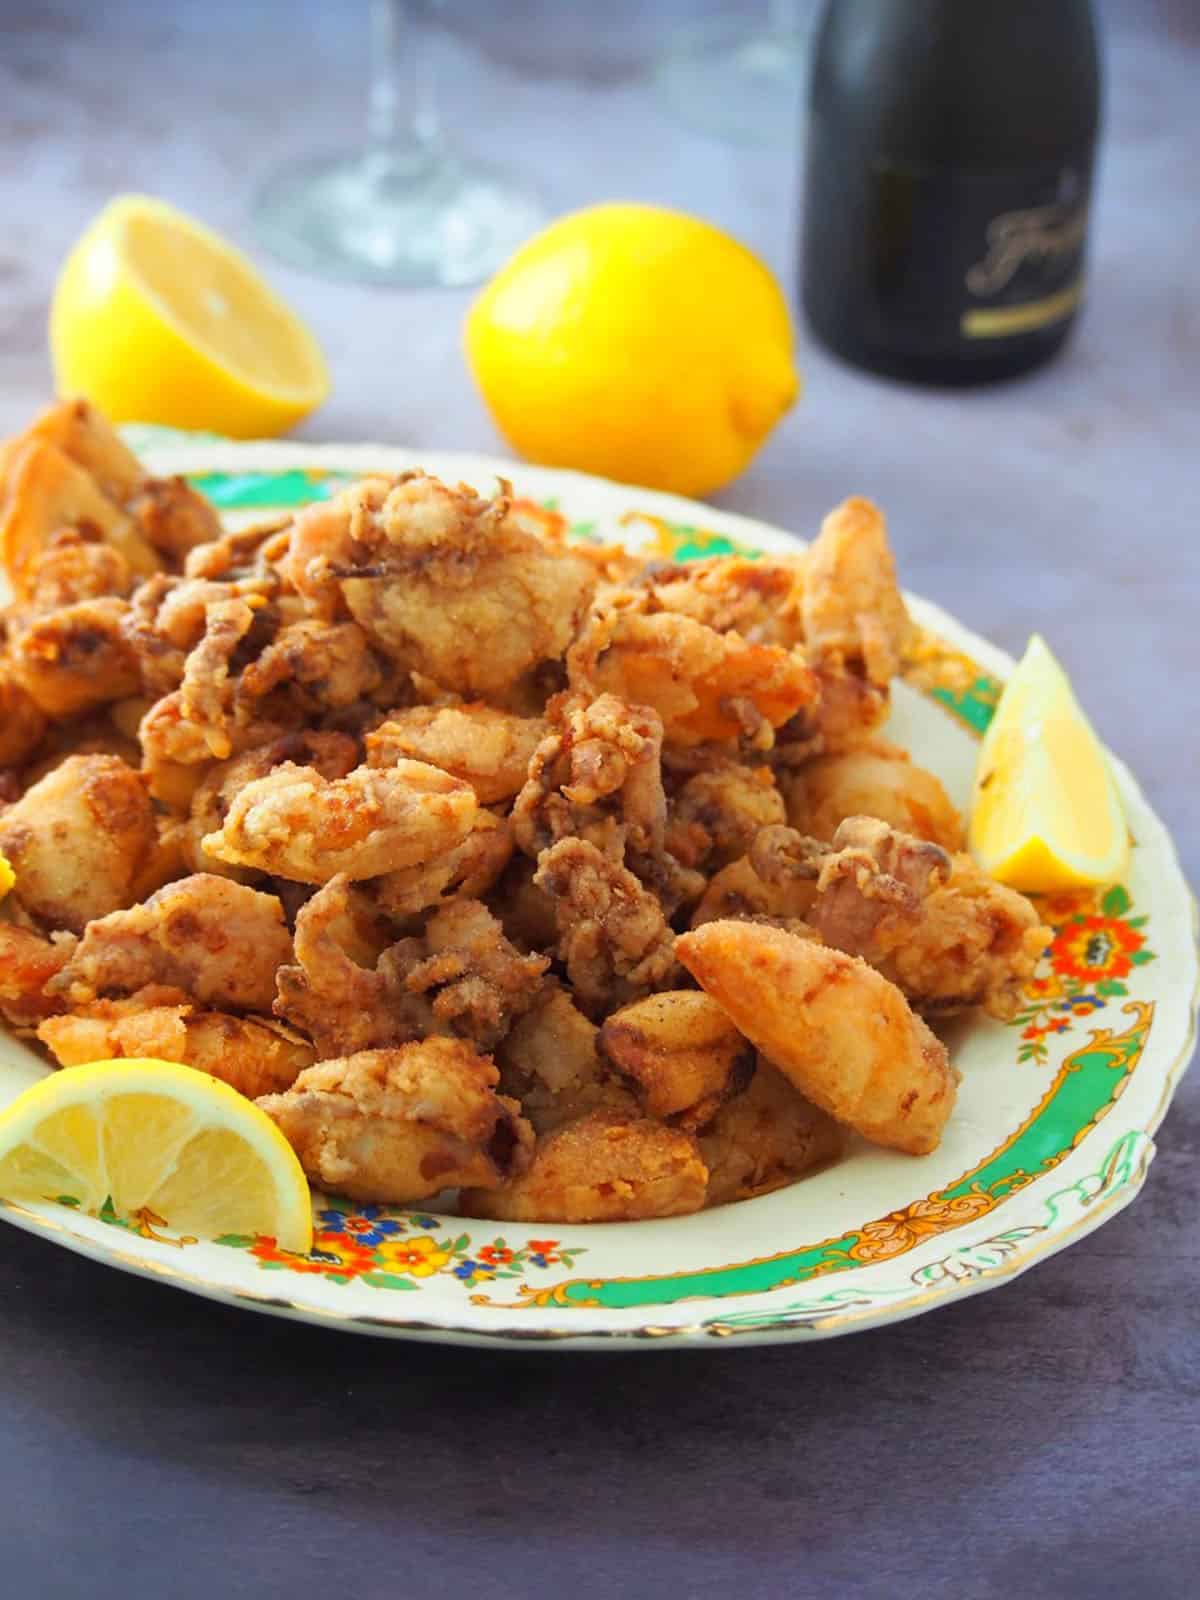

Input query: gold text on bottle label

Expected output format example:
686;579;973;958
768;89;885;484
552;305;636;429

966;205;1088;297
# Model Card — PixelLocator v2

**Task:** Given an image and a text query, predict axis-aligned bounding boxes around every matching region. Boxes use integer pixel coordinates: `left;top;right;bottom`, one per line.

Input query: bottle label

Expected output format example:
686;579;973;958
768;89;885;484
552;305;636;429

867;157;1093;348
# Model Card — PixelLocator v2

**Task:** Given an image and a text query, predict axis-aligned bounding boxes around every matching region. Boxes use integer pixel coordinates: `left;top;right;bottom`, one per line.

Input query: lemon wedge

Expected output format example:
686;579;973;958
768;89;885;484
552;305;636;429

50;195;329;438
0;1058;312;1251
0;848;13;901
969;634;1128;892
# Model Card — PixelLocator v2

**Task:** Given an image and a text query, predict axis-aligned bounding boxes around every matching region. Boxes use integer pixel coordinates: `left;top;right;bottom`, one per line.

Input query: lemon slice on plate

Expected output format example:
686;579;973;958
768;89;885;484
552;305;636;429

969;634;1128;892
0;847;13;901
50;194;329;438
0;1058;312;1251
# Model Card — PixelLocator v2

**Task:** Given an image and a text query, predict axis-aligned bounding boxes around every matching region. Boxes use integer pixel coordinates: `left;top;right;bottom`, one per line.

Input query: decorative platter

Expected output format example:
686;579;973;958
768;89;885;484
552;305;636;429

0;431;1195;1349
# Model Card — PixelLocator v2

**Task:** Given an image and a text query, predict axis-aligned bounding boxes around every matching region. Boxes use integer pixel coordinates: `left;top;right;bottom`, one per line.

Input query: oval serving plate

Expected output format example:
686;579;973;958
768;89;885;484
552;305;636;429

0;431;1195;1350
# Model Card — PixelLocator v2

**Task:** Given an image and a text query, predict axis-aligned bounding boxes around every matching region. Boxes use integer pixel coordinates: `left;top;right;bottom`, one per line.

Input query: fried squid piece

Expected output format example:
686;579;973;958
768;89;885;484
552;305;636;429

699;1060;845;1206
677;920;957;1155
665;761;786;870
202;759;477;883
38;988;313;1097
0;439;158;600
374;812;514;922
798;497;913;755
0;924;74;1028
287;472;595;701
234;619;384;714
495;985;639;1136
138;688;297;810
122;573;278;698
632;554;805;646
809;817;1049;1020
688;852;819;929
183;515;293;583
1;397;145;505
22;530;133;610
783;737;963;849
805;815;951;949
0;662;47;767
273;875;431;1058
533;838;679;1016
257;1040;534;1205
512;692;701;910
599;991;754;1128
182;731;359;878
513;692;664;857
569;607;817;750
48;875;292;1013
382;898;549;1052
367;703;545;805
124;473;222;565
274;882;542;1057
6;597;141;717
0;398;218;570
488;856;560;952
459;1110;708;1223
802;496;911;686
0;754;162;933
177;596;266;759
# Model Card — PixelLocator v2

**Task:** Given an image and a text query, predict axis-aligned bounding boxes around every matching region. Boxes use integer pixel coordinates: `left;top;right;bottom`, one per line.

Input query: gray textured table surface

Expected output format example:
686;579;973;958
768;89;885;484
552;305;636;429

1;3;1197;1597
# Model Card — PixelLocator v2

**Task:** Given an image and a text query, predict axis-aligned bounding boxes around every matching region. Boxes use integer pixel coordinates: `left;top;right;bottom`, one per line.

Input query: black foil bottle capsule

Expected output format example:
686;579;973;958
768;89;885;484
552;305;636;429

801;0;1102;384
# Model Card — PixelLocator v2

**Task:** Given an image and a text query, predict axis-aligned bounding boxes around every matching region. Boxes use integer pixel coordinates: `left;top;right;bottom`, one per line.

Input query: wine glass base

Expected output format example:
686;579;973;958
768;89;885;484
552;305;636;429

252;148;546;288
655;20;801;147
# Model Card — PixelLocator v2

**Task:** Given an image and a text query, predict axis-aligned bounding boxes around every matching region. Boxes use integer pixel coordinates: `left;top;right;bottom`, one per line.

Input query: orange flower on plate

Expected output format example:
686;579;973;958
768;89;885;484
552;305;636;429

1023;972;1063;1003
1050;915;1144;983
252;1234;375;1278
376;1235;452;1278
477;1244;515;1267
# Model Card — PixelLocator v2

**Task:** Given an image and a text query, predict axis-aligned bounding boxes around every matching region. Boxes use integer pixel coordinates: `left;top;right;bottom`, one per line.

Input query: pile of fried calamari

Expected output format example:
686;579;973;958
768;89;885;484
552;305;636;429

0;401;1050;1223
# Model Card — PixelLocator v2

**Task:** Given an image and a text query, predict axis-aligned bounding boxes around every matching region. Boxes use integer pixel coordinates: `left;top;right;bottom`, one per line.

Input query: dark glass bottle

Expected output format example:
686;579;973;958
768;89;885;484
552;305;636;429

801;0;1101;385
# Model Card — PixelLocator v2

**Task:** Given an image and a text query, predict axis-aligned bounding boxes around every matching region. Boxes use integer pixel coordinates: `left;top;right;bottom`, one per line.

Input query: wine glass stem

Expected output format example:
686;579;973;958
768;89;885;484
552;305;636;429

367;0;442;182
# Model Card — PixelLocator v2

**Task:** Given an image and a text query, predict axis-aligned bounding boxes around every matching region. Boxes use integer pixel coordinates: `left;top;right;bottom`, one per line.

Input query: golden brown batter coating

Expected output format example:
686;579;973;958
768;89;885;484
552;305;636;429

784;737;963;849
367;703;546;805
202;760;477;883
48;874;293;1013
809;816;1049;1020
38;989;313;1097
599;991;754;1127
0;754;160;933
677;920;957;1155
459;1110;707;1222
287;472;595;701
699;1060;844;1206
258;1040;534;1205
533;837;679;1015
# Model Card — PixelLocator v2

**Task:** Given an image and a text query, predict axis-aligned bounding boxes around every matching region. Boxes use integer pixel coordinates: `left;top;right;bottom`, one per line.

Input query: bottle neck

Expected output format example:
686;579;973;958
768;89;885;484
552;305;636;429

810;0;1102;168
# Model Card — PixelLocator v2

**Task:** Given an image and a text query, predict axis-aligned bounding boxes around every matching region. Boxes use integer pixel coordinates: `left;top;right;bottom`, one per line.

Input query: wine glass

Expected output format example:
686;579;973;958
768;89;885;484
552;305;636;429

252;0;545;287
655;0;805;147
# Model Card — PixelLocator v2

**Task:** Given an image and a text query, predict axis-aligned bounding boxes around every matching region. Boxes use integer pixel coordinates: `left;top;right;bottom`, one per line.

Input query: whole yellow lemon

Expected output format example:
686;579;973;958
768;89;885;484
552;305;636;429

464;203;799;498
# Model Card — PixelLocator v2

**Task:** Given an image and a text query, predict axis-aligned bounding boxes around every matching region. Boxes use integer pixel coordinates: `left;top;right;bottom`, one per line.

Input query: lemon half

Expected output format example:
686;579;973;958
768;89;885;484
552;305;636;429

0;1058;312;1251
50;195;329;438
969;634;1128;892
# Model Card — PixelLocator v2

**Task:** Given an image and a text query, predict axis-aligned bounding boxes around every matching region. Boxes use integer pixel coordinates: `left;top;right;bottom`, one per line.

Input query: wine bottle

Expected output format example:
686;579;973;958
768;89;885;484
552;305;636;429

801;0;1101;384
